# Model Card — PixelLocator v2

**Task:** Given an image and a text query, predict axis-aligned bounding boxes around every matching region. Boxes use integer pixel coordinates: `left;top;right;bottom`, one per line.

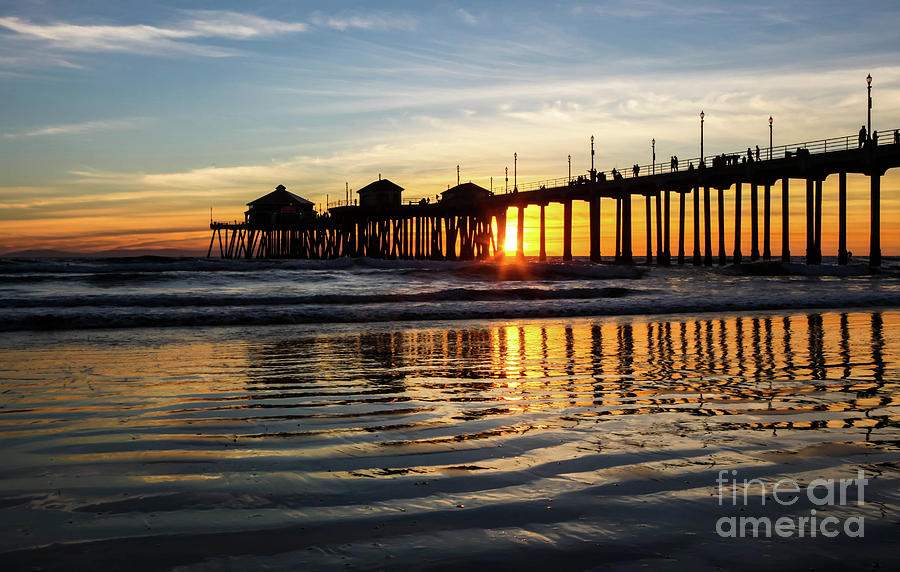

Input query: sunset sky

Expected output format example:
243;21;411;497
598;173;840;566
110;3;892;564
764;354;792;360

1;1;899;256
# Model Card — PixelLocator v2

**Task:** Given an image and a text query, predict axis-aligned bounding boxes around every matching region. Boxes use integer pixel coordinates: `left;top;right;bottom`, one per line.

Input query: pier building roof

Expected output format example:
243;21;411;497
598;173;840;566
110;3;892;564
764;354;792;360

247;185;314;208
441;182;491;203
357;177;404;210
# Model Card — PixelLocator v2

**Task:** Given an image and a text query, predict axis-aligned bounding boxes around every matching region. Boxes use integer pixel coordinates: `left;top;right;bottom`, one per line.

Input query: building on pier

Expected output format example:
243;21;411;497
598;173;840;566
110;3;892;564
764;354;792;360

357;177;404;211
441;182;492;204
245;184;314;227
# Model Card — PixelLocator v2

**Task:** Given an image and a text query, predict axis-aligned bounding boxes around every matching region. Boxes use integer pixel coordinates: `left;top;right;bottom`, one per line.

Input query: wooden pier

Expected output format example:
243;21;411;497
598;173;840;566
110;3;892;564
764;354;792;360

210;131;900;267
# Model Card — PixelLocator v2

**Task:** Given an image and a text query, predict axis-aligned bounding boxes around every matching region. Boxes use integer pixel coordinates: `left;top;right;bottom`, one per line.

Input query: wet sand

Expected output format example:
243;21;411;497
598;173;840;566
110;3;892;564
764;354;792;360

1;309;898;570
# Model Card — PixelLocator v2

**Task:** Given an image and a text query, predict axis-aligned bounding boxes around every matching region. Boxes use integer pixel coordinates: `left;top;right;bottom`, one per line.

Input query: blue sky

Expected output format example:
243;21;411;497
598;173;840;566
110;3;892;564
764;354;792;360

1;1;899;252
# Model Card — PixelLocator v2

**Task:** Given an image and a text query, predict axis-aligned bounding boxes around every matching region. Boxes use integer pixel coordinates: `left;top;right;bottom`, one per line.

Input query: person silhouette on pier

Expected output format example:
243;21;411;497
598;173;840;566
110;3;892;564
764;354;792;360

894;129;899;144
859;125;867;148
873;130;879;145
755;145;760;161
633;164;640;177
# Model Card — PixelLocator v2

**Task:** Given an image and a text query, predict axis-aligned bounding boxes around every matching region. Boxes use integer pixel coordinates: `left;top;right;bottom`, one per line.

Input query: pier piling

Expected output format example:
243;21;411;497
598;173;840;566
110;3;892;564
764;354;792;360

589;198;601;262
838;172;848;265
814;179;823;264
734;182;743;264
704;186;712;266
539;204;547;262
622;194;633;264
615;198;622;262
782;178;790;263
678;190;686;265
763;184;772;260
693;187;701;266
717;187;726;265
645;195;653;265
871;171;881;267
806;179;814;264
517;205;525;259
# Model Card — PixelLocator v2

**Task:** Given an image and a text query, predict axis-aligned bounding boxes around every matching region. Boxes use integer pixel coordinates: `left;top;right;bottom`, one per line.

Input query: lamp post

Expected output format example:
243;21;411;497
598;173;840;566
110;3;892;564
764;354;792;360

590;135;595;177
514;152;517;192
505;167;508;194
457;164;460;186
651;138;655;175
768;116;773;160
700;110;705;167
867;73;872;140
568;154;571;183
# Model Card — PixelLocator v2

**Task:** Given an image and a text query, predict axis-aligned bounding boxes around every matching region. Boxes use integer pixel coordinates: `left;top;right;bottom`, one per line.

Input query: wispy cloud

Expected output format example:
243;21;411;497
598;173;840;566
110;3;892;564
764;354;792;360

0;11;308;58
181;11;307;38
578;0;728;19
3;118;140;138
572;0;805;26
309;11;418;32
456;9;478;25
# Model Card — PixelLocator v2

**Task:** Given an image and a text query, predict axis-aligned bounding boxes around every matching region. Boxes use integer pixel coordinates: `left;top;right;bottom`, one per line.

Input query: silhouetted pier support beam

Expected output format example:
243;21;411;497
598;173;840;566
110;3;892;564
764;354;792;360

703;186;712;266
615;198;622;262
838;172;848;265
763;184;772;260
516;205;525;259
495;209;507;259
662;190;671;265
444;217;455;261
733;182;743;264
692;187;701;266
417;217;424;259
414;218;421;259
781;178;790;263
717;187;726;265
750;183;760;261
805;179;814;264
678;190;686;264
539;204;547;262
589;198;601;262
870;170;881;267
645;195;653;264
813;179;823;264
622;194;633;264
563;199;573;261
655;193;662;264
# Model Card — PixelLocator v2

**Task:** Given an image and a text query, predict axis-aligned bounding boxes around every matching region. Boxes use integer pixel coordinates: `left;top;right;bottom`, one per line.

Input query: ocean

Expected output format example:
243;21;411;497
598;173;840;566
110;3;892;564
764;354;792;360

1;255;899;330
1;256;899;570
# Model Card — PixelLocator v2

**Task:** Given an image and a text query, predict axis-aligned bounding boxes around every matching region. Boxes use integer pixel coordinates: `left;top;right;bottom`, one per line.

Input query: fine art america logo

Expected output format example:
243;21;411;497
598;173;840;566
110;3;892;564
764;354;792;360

715;469;867;538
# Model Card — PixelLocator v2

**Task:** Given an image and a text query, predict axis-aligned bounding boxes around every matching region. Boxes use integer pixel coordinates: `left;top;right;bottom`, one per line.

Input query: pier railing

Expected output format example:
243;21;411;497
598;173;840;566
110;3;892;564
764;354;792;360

327;199;356;208
506;128;899;193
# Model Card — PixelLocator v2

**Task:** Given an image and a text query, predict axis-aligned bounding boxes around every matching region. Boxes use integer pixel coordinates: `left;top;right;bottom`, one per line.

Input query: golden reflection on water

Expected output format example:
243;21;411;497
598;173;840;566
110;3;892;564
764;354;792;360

233;310;899;441
0;310;899;566
2;310;896;451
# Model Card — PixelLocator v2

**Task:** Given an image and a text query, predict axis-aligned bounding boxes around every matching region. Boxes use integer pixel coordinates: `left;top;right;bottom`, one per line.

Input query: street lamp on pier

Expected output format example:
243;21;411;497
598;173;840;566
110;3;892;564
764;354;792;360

867;74;873;140
590;135;595;181
700;110;705;166
568;154;571;182
505;167;508;194
514;153;517;192
651;138;655;174
769;116;773;160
